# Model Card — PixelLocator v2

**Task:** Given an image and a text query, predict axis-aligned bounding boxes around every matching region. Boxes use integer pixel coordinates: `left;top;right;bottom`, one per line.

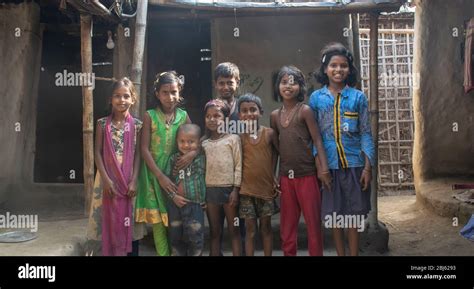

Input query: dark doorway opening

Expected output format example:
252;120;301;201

34;30;83;183
147;20;212;129
34;28;113;183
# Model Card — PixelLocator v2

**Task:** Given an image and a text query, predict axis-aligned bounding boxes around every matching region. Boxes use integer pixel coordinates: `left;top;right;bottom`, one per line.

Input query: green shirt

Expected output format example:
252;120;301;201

135;107;188;225
168;152;206;203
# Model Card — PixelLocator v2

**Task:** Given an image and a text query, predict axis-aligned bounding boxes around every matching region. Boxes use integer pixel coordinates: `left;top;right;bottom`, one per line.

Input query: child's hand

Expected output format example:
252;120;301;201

177;182;185;197
200;202;207;211
273;177;281;196
173;194;189;208
173;150;198;175
158;175;178;196
228;189;239;208
127;180;137;197
360;168;371;191
103;178;117;197
318;171;332;192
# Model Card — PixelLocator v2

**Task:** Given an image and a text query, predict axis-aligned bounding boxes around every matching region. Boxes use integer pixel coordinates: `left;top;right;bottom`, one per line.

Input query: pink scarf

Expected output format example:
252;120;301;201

102;113;135;256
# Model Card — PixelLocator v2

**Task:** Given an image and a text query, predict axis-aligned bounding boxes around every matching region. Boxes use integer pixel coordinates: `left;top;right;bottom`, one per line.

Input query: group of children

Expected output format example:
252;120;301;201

86;42;375;257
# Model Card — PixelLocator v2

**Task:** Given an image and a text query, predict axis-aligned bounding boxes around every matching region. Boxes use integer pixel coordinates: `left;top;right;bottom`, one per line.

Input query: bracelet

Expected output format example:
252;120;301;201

168;191;177;200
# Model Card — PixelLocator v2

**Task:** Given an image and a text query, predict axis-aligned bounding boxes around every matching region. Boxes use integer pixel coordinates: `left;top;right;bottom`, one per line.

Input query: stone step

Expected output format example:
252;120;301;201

135;213;389;255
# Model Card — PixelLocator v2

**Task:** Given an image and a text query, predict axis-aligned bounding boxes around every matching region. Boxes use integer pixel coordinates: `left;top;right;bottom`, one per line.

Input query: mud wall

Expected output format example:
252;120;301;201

0;2;42;205
413;0;474;180
211;14;352;126
0;2;84;214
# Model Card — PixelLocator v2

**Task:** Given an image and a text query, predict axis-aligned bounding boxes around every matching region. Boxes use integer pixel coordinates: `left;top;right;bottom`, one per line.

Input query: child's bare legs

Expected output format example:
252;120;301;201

347;228;359;256
244;218;257;256
332;228;345;256
223;203;242;256
332;227;360;256
207;203;223;256
260;216;273;256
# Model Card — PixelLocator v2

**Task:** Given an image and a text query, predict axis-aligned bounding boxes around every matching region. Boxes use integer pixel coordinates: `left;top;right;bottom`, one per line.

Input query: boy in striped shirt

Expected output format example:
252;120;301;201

166;124;206;256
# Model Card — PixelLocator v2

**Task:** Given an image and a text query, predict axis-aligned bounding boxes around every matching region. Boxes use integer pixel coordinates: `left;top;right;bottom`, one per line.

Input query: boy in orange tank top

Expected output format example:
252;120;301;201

238;93;279;256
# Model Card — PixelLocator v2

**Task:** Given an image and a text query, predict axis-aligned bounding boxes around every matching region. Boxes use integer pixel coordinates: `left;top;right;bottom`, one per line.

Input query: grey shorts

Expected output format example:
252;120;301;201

206;186;233;204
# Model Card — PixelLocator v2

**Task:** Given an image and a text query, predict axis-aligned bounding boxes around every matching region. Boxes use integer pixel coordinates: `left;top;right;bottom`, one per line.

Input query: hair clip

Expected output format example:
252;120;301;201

322;54;326;64
156;72;167;83
346;52;353;62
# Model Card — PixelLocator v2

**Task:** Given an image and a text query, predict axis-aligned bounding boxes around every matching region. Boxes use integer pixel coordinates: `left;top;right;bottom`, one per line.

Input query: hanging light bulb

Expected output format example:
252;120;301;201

106;30;115;49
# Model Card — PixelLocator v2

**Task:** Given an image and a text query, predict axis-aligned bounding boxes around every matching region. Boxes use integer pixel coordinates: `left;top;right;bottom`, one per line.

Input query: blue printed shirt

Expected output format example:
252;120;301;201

309;86;375;170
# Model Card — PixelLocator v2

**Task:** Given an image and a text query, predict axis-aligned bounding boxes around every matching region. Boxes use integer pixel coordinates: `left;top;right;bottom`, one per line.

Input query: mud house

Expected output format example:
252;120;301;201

413;0;474;223
0;0;405;241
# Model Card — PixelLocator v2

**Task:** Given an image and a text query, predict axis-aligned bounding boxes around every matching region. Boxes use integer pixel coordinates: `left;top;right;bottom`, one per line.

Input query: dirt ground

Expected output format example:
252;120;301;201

0;195;472;256
378;195;473;256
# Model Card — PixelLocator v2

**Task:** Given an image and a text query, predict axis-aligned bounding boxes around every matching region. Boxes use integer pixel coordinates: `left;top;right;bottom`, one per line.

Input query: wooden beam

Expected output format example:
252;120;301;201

368;12;379;226
130;0;148;117
80;14;94;217
149;0;404;13
147;6;399;20
360;28;414;34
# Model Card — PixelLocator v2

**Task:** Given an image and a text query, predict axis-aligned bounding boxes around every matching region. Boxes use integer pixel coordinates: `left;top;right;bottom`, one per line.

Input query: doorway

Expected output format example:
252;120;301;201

147;20;212;129
34;28;113;183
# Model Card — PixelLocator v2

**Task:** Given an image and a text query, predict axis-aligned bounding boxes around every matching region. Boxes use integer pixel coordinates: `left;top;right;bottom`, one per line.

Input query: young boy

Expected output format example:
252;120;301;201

238;93;279;256
166;124;206;256
214;62;247;254
214;62;240;121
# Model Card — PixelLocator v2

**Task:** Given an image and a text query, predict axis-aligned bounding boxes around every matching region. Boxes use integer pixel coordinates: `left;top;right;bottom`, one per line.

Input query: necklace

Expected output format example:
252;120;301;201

281;103;299;127
165;113;175;129
159;109;175;130
112;112;128;128
112;119;125;128
250;126;261;140
186;167;192;177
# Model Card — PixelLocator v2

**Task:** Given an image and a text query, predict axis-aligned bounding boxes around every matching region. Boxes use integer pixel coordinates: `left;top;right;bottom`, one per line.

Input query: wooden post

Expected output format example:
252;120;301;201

351;13;362;90
130;0;148;117
80;14;94;216
368;12;379;227
113;24;133;80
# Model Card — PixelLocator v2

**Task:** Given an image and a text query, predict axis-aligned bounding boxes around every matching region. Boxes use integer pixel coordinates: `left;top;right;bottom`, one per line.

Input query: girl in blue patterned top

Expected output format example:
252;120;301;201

309;43;375;256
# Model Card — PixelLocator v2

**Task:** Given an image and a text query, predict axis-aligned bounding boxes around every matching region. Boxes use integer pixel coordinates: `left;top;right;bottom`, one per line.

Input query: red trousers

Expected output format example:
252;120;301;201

280;175;323;256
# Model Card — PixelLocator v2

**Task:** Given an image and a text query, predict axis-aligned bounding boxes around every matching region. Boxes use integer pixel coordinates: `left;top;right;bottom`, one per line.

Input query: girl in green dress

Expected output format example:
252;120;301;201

135;71;194;256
